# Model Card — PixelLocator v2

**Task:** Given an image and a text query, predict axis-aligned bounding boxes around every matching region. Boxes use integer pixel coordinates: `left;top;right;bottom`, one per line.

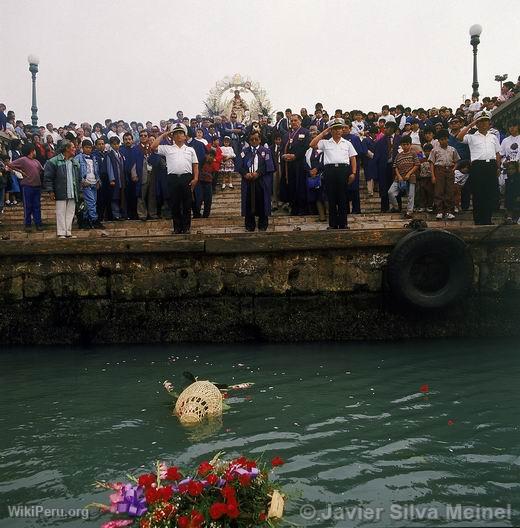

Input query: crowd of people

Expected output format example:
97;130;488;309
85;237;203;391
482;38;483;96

0;78;519;237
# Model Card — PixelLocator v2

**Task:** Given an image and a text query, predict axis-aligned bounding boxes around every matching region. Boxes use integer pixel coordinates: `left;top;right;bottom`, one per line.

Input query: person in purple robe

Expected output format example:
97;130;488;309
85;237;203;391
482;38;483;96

237;131;274;231
282;114;310;216
106;136;127;220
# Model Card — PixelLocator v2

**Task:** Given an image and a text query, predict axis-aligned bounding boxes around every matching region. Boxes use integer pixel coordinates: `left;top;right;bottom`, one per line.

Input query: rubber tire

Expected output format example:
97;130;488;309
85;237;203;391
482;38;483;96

387;229;473;309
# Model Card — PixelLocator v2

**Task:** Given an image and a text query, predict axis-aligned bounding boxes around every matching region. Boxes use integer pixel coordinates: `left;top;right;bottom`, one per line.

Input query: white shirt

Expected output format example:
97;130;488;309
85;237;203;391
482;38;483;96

317;137;357;165
380;114;396;123
463;131;500;161
351;120;365;136
107;130;118;140
468;101;482;112
157;143;198;174
85;157;97;185
410;130;421;145
500;135;520;162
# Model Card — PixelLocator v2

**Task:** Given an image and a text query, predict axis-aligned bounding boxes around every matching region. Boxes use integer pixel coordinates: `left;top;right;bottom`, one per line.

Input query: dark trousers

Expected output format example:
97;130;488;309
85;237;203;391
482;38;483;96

470;160;499;225
195;181;213;218
380;163;393;212
126;178;138;220
347;189;360;214
461;179;472;210
167;173;193;233
22;186;42;226
324;165;350;229
245;179;268;231
97;175;113;221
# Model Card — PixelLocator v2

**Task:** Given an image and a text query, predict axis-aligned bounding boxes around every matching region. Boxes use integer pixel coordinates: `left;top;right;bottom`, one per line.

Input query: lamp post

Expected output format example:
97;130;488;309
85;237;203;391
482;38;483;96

27;54;40;132
469;24;482;99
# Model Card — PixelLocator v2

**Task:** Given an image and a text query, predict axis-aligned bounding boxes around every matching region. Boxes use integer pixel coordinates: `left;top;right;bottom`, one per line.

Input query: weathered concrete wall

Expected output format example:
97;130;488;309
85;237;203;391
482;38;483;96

0;227;518;344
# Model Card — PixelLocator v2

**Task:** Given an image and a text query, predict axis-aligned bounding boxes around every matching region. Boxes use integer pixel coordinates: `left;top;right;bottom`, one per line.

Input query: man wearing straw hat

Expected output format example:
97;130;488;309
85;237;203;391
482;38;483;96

457;110;501;225
150;123;199;234
309;118;357;229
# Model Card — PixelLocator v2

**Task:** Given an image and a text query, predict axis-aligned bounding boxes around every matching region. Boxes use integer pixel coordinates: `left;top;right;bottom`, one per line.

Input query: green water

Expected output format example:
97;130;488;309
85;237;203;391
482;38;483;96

1;339;519;527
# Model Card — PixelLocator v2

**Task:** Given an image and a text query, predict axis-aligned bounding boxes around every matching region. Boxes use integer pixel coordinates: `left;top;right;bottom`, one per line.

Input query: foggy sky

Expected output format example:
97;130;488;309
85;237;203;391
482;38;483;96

1;0;518;126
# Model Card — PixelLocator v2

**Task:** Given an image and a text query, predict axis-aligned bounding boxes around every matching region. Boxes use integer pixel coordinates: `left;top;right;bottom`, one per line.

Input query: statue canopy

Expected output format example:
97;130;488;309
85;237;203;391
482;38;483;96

203;74;272;123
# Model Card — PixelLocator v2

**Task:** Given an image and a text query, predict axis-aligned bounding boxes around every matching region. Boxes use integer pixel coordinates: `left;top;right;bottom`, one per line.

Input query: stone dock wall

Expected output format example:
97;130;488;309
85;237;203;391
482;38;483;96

0;227;518;344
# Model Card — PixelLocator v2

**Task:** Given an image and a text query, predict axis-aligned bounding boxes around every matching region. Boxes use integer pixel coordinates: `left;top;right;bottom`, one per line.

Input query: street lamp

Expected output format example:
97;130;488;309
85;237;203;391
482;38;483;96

27;54;40;132
495;73;508;94
469;24;482;99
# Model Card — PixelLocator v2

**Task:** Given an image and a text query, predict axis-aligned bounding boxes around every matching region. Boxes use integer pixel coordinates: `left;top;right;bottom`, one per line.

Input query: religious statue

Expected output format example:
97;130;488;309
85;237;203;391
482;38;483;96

226;90;249;123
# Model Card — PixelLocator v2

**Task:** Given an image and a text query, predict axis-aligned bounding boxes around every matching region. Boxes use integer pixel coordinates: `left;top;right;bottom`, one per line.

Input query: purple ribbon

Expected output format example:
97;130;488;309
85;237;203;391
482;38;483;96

115;484;147;517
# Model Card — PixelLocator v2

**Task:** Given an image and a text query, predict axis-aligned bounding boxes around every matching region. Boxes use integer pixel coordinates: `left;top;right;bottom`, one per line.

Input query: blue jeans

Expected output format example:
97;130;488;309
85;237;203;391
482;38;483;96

82;184;98;222
22;186;42;226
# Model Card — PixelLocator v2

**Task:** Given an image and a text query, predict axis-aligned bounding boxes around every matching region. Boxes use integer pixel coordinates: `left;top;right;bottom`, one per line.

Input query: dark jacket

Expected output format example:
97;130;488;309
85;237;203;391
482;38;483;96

43;154;81;201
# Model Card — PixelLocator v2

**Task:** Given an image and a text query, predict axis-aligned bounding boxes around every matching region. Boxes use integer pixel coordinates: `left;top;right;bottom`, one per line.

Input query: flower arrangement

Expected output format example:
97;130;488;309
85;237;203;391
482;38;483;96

90;453;285;527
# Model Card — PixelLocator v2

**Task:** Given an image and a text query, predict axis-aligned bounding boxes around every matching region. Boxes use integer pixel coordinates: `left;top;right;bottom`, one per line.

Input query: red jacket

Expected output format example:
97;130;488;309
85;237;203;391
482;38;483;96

205;145;222;173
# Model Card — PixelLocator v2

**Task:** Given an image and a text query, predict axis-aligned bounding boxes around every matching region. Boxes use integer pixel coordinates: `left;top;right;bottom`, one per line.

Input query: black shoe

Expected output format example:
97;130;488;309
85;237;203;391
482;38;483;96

93;221;105;229
245;227;255;232
36;224;44;231
326;226;337;230
389;208;400;213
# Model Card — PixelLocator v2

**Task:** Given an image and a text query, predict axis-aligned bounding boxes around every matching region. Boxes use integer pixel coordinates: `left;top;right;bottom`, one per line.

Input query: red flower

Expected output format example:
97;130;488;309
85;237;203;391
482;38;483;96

227;502;240;519
206;474;219;486
259;512;267;521
271;456;285;467
187;480;204;496
190;510;205;527
234;456;257;470
223;392;229;399
178;483;188;494
448;419;455;426
420;384;429;393
157;486;173;502
209;502;228;520
138;473;156;488
197;461;213;476
165;467;182;481
177;515;189;528
140;519;150;528
221;484;236;501
238;474;251;487
145;487;159;504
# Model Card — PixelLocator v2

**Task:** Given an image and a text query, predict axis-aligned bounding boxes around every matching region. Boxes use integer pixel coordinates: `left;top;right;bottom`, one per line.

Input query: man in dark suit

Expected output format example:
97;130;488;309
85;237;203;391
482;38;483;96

374;121;401;212
282;114;310;215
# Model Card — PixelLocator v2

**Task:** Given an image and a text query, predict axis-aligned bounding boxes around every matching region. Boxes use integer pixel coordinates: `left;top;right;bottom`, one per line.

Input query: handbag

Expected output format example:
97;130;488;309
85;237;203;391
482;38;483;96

307;172;322;190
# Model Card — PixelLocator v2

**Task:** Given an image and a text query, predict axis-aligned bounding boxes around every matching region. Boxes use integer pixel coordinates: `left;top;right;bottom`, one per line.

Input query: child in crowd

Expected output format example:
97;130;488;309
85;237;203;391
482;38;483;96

454;159;471;214
415;143;434;212
196;150;215;218
207;137;222;191
220;136;236;189
428;129;460;220
389;135;419;218
75;139;103;228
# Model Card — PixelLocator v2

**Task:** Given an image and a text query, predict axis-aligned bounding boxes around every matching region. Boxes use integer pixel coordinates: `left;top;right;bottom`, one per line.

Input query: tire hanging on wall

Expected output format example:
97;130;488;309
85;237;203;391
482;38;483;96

386;229;473;309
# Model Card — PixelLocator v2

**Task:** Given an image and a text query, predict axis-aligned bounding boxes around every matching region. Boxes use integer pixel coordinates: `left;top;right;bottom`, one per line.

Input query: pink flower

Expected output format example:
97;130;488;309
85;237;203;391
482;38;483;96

101;520;134;528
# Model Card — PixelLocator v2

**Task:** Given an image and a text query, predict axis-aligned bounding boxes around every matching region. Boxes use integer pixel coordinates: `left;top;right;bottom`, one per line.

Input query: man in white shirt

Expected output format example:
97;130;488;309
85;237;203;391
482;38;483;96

309;118;357;230
150;123;199;234
457;111;501;225
46;123;61;144
468;96;482;113
380;105;396;124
